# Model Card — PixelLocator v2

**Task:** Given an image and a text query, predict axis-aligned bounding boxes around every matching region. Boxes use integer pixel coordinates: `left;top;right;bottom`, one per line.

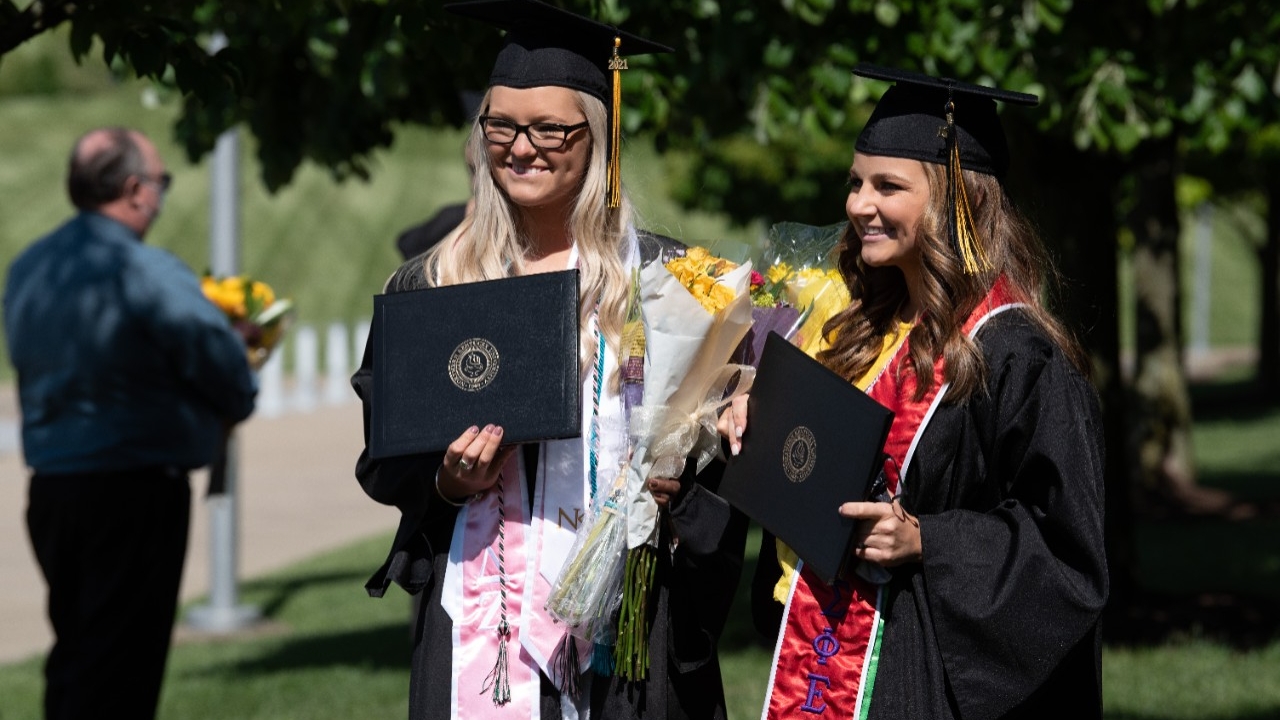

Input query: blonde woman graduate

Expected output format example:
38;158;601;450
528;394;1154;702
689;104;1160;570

351;2;747;718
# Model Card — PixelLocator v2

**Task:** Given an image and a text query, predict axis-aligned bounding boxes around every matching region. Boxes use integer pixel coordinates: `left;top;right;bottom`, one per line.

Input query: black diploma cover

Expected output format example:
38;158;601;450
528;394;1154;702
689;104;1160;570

719;331;894;584
368;269;581;459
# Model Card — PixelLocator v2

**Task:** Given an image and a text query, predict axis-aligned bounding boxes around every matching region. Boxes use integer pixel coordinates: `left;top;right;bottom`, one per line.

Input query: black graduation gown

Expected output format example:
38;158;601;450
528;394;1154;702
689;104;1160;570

752;310;1108;720
352;233;748;720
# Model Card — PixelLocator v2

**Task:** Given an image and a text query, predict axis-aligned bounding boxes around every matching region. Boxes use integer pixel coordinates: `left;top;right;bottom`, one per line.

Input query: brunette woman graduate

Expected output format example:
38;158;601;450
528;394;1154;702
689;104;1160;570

351;2;747;718
719;64;1108;720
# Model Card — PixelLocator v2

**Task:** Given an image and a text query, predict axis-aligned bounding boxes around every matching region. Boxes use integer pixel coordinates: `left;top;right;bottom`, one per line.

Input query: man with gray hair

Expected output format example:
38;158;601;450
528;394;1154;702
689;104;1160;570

3;127;257;719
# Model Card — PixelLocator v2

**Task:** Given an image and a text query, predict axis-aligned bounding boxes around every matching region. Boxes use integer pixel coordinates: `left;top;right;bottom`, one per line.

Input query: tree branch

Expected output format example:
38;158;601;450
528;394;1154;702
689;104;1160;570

0;0;78;56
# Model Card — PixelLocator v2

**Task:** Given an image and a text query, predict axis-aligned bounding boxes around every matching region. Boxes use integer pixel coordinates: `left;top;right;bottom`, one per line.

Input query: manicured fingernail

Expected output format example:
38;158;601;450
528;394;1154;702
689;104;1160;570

735;426;743;438
483;424;494;433
493;426;503;437
468;426;479;434
731;443;740;457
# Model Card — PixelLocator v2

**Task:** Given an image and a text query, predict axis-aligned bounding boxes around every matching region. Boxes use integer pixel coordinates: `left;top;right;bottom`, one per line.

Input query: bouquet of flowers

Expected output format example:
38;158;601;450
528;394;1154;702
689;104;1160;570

747;221;849;360
740;263;806;366
200;273;295;369
546;246;755;681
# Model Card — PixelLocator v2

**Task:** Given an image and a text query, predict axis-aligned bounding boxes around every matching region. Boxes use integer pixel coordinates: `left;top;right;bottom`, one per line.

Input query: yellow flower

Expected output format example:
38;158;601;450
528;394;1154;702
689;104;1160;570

664;247;741;315
766;262;793;285
791;270;849;356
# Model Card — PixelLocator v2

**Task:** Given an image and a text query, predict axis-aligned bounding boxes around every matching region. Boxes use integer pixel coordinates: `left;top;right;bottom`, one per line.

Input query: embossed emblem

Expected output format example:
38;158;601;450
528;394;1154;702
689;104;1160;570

782;426;817;483
448;338;500;392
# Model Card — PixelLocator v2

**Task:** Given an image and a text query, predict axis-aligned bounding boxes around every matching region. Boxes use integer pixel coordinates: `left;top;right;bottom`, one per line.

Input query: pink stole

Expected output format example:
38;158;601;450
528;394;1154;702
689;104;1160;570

762;279;1021;719
442;239;636;718
445;453;592;718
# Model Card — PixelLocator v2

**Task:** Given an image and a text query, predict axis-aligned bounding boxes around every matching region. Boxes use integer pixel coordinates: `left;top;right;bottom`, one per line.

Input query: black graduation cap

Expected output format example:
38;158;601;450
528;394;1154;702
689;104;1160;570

445;0;673;207
851;63;1039;273
852;62;1038;177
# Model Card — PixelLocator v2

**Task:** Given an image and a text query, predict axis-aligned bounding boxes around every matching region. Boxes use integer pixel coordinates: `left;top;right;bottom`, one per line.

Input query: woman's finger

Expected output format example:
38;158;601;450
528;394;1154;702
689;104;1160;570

718;394;750;456
648;477;681;508
444;425;482;474
474;425;505;466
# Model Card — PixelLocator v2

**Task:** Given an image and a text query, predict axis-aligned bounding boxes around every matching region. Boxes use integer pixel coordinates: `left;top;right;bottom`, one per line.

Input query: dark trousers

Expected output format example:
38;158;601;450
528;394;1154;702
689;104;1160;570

26;468;191;720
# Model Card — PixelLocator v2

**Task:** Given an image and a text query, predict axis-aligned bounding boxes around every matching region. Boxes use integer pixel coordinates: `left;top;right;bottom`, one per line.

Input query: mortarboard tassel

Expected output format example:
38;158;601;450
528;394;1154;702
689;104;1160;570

943;98;990;275
607;35;626;209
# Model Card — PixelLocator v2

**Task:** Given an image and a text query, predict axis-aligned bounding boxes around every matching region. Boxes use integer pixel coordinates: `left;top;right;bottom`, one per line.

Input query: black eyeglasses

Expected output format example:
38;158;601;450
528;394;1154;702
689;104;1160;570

141;172;172;194
479;116;590;150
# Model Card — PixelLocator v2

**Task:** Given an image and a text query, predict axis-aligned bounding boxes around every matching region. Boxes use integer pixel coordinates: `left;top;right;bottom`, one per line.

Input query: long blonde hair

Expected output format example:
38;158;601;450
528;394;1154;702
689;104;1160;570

422;88;636;381
819;160;1088;401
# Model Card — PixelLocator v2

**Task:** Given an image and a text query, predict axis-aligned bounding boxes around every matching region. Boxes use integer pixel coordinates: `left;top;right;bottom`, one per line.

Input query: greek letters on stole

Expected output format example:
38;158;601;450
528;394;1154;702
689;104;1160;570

762;279;1021;719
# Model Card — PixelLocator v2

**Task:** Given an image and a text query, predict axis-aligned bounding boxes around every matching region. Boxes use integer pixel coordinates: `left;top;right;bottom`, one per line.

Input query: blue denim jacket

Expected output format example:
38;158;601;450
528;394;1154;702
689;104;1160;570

3;212;257;474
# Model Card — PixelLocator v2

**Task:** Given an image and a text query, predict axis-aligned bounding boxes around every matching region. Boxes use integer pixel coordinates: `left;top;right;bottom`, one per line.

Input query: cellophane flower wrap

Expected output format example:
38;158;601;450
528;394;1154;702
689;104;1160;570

625;247;755;547
617;247;755;679
546;247;756;681
756;221;849;358
201;274;295;369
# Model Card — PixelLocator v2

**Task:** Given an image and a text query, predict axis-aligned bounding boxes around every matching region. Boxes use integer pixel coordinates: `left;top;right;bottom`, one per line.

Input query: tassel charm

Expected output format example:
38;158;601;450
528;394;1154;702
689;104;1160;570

607;35;626;208
484;620;513;706
942;97;989;275
551;634;583;698
592;641;617;675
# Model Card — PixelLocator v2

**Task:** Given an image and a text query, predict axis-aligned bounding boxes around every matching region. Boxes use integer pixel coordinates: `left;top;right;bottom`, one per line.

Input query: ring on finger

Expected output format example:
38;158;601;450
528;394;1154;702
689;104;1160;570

458;458;473;472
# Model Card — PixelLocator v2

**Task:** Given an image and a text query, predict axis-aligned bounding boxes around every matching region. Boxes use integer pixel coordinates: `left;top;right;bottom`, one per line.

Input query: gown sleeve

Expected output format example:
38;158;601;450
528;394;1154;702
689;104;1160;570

664;458;749;672
909;317;1108;720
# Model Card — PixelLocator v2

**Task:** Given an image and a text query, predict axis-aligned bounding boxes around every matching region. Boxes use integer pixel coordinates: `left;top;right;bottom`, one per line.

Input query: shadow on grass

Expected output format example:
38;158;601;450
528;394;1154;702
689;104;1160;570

1188;376;1280;422
236;569;373;619
177;621;410;679
233;622;409;674
1108;518;1280;651
1106;590;1280;651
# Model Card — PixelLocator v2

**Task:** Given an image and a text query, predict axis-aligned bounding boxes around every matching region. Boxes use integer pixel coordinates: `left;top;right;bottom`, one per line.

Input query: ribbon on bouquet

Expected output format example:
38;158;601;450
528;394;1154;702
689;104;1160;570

546;363;755;674
628;363;757;479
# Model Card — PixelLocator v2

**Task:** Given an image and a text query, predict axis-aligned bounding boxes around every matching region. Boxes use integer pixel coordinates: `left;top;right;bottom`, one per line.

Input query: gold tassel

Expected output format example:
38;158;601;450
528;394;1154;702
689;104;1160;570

944;99;989;275
607;35;626;208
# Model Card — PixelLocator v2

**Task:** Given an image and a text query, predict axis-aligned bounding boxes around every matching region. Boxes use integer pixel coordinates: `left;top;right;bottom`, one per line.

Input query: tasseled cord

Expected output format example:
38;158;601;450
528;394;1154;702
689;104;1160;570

482;477;513;706
551;635;582;698
943;95;990;275
606;35;626;209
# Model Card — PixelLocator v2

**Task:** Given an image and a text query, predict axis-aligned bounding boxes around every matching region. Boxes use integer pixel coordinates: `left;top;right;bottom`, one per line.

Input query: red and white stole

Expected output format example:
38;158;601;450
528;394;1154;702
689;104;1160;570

761;279;1022;720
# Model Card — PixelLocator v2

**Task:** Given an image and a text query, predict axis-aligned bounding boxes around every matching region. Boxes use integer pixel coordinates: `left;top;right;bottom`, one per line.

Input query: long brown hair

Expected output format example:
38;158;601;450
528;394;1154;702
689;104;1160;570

818;160;1088;401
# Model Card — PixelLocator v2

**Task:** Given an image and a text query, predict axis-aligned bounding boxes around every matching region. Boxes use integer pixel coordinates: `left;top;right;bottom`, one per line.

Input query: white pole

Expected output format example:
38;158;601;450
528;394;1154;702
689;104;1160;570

324;322;351;405
186;31;261;634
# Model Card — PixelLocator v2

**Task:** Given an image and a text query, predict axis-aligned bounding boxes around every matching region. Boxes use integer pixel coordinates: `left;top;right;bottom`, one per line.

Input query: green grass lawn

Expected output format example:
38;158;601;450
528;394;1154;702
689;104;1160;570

3;522;1280;720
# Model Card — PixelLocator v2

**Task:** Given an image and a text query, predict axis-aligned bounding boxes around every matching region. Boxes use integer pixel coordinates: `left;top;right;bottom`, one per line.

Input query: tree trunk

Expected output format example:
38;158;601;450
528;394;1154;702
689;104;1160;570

1259;161;1280;402
1006;125;1135;627
1127;137;1198;501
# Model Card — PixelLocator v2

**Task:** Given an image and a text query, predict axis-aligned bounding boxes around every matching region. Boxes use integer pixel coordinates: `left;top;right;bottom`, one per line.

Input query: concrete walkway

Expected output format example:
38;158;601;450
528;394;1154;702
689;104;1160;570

0;387;401;665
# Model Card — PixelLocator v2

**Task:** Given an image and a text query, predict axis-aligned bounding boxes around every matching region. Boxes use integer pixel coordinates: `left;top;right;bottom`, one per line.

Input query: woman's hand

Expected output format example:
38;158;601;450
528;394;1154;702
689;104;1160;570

436;424;515;502
838;498;922;567
648;477;681;509
716;393;750;456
